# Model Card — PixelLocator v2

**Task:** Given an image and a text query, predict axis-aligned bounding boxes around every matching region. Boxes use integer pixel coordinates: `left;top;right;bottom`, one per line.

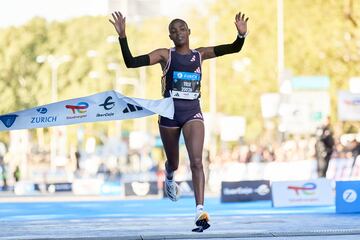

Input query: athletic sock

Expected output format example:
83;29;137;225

196;204;204;216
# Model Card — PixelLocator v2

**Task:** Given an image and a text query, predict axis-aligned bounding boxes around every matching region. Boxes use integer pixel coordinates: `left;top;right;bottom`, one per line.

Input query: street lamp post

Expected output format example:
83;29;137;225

208;16;218;163
277;0;285;86
107;62;122;137
36;54;71;170
36;55;71;102
108;62;140;137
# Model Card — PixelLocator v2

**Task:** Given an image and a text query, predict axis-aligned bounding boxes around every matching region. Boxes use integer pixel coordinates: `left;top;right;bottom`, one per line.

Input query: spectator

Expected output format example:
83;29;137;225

0;164;7;191
13;166;20;182
350;138;360;170
315;117;335;177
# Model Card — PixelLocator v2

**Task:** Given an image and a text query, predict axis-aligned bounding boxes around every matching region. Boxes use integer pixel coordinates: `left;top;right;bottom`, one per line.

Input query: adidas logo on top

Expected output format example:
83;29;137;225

193;113;203;119
122;103;143;113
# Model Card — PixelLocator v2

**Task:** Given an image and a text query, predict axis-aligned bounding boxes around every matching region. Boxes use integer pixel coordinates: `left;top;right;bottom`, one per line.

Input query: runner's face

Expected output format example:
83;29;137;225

169;21;190;46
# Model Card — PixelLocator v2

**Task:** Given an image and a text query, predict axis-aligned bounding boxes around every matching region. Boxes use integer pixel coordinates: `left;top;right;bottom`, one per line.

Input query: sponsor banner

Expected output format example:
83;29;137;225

337;91;360;121
279;91;330;134
349;77;360;94
0;90;174;131
291;76;330;90
34;183;72;193
221;180;271;203
124;181;158;197
14;181;36;195
272;179;334;207
101;181;122;195
72;178;103;195
162;180;194;198
336;180;360;213
0;186;14;192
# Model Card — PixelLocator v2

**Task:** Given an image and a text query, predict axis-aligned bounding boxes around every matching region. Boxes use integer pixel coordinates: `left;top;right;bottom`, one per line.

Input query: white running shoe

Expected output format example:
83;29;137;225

192;211;210;232
165;178;180;201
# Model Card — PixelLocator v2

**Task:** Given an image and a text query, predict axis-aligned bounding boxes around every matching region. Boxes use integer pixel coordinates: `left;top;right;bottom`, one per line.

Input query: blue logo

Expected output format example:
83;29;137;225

99;96;115;110
36;108;48;114
173;71;200;81
0;114;18;128
336;180;360;213
31;116;57;124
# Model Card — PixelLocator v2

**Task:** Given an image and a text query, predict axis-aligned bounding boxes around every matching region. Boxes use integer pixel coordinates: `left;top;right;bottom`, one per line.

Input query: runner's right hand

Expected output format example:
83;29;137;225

109;11;126;38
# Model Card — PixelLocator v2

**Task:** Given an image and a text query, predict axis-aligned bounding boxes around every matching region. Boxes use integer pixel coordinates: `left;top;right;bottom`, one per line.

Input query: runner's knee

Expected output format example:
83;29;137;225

190;158;203;171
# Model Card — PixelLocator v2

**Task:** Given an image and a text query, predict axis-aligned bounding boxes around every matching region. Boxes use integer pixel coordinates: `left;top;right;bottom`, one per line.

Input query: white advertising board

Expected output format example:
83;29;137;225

272;179;334;207
338;91;360;121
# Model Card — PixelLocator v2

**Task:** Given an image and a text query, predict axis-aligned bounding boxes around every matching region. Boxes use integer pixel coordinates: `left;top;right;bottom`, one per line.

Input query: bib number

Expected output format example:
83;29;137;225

171;71;200;100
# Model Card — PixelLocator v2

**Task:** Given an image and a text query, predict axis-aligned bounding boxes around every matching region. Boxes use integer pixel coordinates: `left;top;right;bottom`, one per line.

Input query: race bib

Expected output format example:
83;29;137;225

171;71;201;100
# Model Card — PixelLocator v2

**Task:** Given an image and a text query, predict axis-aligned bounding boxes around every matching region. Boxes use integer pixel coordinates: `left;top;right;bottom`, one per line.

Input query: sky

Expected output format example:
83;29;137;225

0;0;108;27
0;0;207;28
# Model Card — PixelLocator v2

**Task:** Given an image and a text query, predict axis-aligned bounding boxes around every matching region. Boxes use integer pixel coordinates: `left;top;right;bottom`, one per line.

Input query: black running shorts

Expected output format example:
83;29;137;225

158;99;204;128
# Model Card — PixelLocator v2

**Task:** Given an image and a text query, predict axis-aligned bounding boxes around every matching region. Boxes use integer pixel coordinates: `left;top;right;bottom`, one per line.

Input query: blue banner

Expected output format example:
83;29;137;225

336;180;360;213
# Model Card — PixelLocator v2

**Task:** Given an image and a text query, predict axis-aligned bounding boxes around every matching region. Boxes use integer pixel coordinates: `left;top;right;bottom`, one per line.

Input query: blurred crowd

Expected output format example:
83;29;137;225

212;135;359;165
0;127;359;191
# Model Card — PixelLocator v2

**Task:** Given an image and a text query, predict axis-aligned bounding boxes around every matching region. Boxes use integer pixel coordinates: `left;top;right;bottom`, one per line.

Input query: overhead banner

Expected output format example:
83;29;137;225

278;91;330;134
337;91;360;121
0;90;174;131
291;76;330;90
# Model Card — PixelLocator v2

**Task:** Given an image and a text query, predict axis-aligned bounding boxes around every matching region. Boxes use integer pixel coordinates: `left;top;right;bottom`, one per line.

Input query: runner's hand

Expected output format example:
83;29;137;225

109;11;126;38
235;12;249;36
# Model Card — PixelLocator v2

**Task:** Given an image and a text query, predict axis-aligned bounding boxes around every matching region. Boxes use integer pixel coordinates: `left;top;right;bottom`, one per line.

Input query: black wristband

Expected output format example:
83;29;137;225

119;37;150;68
213;36;245;57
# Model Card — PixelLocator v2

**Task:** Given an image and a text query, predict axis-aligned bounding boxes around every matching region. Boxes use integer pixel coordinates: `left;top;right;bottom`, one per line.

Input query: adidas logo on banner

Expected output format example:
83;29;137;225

122;103;143;113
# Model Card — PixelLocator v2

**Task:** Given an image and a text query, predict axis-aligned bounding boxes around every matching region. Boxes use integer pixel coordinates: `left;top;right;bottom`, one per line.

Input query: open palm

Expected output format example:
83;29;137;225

109;11;126;38
235;12;249;35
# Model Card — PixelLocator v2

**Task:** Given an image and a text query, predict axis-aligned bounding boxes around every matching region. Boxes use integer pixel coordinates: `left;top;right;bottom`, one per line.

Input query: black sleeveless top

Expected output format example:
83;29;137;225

161;48;202;99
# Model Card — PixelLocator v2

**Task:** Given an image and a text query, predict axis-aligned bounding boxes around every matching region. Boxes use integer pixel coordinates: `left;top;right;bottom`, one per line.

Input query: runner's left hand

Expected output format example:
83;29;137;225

235;12;249;36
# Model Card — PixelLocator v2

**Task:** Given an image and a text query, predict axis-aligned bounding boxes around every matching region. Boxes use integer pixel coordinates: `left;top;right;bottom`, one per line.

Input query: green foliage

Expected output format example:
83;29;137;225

285;0;360;124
